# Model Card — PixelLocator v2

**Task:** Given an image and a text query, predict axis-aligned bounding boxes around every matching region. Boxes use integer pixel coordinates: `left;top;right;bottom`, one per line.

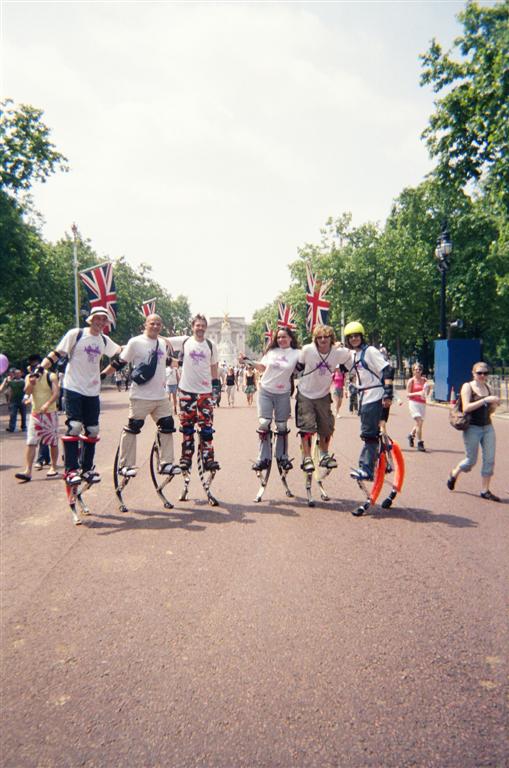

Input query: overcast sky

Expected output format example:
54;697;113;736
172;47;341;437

2;0;470;321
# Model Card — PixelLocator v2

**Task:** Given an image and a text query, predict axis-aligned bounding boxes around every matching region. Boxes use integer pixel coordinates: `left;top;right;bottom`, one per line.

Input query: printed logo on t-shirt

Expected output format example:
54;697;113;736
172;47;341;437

190;349;206;365
317;361;330;376
84;344;102;363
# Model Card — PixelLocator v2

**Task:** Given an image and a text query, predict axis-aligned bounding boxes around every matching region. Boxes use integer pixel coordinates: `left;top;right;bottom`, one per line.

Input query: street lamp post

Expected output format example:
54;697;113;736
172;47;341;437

435;224;452;339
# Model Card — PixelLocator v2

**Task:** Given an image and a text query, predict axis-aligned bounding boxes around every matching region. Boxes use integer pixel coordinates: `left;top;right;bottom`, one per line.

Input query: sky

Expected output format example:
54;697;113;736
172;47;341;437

2;0;471;321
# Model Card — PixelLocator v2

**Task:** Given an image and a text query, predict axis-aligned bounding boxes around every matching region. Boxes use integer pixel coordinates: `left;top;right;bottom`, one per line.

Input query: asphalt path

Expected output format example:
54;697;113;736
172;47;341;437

1;388;508;767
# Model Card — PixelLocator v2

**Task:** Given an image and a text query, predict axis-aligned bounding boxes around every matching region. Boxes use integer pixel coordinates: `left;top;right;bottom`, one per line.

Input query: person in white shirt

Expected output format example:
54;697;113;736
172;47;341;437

165;363;179;413
296;324;352;473
240;327;300;472
35;306;121;486
344;321;394;481
178;314;221;472
102;314;181;478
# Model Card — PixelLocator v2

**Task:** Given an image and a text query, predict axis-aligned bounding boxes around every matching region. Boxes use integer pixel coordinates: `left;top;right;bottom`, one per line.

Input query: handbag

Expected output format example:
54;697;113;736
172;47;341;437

131;340;159;385
449;385;471;431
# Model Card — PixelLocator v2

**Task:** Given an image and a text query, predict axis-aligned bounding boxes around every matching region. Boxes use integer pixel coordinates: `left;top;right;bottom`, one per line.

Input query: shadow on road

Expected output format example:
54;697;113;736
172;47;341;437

374;505;478;526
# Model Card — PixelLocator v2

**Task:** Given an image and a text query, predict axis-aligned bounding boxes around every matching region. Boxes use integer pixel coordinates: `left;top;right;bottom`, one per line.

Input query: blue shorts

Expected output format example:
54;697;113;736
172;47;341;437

64;389;100;429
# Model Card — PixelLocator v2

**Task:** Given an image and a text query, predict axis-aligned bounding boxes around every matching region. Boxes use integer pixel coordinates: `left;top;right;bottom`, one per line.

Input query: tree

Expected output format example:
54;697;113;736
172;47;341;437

420;1;509;209
0;99;68;197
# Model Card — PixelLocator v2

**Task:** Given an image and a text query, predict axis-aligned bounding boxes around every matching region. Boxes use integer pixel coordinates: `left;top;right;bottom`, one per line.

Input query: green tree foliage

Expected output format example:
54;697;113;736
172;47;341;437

420;1;509;209
0;99;68;196
0;101;191;365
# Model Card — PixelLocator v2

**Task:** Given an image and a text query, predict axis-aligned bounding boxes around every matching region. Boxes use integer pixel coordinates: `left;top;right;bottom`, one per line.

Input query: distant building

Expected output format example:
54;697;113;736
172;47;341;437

207;316;252;364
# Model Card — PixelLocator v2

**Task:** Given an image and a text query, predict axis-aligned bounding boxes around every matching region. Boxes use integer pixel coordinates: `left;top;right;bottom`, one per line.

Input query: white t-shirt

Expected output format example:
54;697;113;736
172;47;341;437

179;337;219;394
165;366;178;387
120;334;171;400
297;344;352;400
260;347;300;395
350;346;389;405
58;328;121;397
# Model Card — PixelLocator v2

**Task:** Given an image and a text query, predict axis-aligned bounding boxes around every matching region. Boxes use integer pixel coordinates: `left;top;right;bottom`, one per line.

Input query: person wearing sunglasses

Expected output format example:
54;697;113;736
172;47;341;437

447;364;501;501
295;324;352;473
343;321;394;482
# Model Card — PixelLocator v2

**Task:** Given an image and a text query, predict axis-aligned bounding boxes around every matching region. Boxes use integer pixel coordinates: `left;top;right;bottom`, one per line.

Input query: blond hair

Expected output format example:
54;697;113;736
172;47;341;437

312;324;336;344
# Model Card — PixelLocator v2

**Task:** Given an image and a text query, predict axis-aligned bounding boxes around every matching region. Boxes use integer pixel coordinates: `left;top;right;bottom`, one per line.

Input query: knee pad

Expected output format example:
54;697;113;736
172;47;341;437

124;418;144;435
258;418;272;433
180;424;195;436
81;433;100;444
275;421;290;436
66;420;83;436
85;424;100;439
157;416;175;434
199;426;214;442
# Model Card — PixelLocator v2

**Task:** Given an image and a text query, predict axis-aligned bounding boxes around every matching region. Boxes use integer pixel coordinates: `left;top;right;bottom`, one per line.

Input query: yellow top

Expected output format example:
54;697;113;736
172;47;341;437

25;372;58;413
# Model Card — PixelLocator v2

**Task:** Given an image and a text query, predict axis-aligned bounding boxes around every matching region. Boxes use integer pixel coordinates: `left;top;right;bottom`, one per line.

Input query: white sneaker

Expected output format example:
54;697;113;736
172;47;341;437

159;463;182;476
82;470;101;484
65;471;82;486
119;466;137;478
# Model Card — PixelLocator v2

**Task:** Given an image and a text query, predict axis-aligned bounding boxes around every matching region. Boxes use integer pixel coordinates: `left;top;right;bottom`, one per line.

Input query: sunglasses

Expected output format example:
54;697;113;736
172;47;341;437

475;370;488;375
316;335;331;340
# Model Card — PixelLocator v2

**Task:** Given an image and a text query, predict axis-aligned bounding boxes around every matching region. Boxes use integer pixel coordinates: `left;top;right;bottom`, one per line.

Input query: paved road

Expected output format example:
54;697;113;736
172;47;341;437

1;389;508;767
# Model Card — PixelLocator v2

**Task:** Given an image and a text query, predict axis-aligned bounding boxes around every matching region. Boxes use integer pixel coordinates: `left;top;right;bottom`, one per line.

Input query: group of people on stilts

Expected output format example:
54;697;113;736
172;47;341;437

24;302;400;522
14;296;500;524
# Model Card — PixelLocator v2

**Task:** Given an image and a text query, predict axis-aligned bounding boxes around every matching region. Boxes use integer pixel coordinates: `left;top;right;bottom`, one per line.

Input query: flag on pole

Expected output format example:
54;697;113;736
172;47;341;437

305;264;331;332
277;302;297;331
141;298;157;318
79;262;118;331
264;322;274;345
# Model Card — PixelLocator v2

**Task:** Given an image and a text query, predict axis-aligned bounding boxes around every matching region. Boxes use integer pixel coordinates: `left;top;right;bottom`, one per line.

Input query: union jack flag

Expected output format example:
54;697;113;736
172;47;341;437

141;298;157;318
305;264;332;332
79;262;118;331
277;302;297;331
264;322;274;345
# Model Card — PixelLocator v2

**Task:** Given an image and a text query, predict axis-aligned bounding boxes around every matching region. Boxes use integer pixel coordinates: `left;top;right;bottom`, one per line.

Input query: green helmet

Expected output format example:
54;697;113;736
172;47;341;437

344;321;365;337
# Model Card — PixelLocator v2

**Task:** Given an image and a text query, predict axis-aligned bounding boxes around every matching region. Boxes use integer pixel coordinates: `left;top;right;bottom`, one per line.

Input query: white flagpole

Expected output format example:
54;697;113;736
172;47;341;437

71;223;80;327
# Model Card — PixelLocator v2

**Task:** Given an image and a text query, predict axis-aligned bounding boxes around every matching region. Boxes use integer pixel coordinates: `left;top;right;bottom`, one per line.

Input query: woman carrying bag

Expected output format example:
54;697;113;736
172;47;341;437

447;363;501;501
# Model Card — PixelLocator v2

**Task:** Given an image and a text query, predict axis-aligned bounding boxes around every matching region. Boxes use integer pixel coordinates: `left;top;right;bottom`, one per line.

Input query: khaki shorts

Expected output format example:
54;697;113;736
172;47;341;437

296;392;334;437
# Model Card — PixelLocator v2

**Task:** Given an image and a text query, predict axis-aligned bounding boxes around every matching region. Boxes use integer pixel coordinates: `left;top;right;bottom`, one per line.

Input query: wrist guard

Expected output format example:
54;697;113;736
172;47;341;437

211;378;221;396
111;355;127;372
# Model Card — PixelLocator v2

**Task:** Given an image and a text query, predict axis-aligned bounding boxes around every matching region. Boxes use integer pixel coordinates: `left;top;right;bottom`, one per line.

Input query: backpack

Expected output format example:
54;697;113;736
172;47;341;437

449;383;483;431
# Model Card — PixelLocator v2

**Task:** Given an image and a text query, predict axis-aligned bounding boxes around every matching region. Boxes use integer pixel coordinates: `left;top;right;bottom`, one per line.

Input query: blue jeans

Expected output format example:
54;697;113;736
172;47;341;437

459;423;496;477
8;402;27;431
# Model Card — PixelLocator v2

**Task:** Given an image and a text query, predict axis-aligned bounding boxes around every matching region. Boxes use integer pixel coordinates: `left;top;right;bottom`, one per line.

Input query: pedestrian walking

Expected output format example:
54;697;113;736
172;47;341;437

14;355;60;482
165;362;179;414
447;363;501;501
406;363;431;451
332;365;346;418
1;369;27;432
226;366;236;406
243;364;256;407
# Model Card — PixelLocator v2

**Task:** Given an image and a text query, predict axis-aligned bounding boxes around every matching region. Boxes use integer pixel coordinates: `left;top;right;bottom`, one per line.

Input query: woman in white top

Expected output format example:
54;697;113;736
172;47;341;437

241;327;300;471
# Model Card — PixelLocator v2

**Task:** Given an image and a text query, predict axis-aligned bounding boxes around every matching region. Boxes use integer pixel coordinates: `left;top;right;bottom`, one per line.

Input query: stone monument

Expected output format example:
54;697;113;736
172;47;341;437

217;314;237;367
